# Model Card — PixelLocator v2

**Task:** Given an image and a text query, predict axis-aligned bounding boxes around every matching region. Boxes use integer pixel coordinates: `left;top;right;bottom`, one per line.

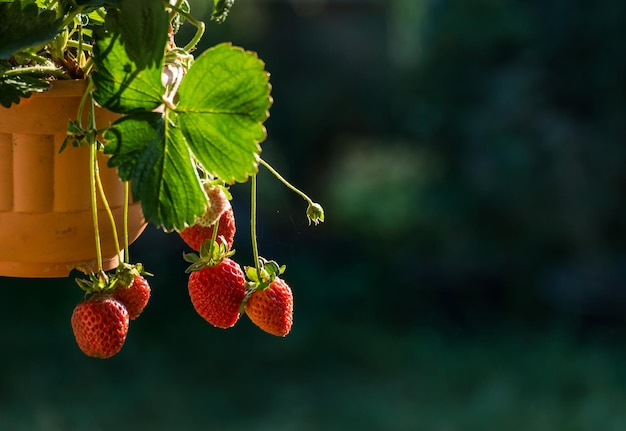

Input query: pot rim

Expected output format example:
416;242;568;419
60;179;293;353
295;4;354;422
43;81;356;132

34;79;89;98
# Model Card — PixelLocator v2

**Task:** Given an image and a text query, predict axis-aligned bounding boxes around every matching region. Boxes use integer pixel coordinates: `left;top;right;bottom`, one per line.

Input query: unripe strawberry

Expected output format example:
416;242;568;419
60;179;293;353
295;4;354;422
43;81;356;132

244;277;293;337
188;257;247;328
195;185;230;227
71;294;129;358
112;275;151;320
179;206;236;251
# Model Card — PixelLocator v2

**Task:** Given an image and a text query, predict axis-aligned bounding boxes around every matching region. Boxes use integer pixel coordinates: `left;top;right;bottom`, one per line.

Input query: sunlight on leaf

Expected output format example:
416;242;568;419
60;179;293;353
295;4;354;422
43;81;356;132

92;8;166;114
104;112;206;230
176;43;272;184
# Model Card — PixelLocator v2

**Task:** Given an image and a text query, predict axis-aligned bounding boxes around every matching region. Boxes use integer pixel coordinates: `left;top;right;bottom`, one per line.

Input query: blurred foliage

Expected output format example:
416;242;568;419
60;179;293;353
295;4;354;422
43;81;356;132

206;0;626;322
182;0;626;327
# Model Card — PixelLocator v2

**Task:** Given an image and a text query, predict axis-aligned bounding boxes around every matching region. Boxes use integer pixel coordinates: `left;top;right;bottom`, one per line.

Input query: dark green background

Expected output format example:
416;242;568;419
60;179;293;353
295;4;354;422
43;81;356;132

2;0;626;429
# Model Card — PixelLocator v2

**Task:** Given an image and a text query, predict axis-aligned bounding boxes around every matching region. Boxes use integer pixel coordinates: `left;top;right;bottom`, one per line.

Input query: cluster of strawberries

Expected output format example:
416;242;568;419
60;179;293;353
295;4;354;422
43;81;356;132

70;185;294;359
71;265;151;359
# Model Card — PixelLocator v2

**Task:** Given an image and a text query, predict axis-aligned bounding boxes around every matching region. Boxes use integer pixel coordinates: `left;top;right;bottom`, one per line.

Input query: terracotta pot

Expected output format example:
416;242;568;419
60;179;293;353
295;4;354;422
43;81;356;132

0;80;147;277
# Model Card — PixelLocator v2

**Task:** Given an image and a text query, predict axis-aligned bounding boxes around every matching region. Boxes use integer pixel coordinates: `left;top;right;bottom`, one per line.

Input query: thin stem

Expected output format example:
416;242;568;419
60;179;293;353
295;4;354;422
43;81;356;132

95;163;122;264
87;87;122;264
169;0;185;18
76;22;84;67
59;8;85;29
1;65;64;77
250;174;261;280
65;40;93;52
205;215;220;261
10;50;51;63
89;127;103;272
259;158;314;205
258;158;324;225
167;3;205;52
81;57;95;76
77;79;94;128
123;181;130;264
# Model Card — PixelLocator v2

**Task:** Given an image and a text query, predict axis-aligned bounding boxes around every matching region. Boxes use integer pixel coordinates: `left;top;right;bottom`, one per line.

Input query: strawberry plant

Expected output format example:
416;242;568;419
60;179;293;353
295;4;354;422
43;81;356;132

0;0;324;357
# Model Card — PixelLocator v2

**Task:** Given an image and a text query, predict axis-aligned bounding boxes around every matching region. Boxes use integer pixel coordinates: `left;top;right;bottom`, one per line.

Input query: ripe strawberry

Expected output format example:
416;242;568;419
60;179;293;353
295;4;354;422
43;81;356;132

112;275;151;320
187;257;247;328
179;206;236;251
244;277;293;337
71;294;129;358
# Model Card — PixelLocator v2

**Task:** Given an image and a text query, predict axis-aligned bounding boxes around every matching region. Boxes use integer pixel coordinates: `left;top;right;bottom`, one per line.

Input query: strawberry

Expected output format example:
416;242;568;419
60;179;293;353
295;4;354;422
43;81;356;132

187;257;247;328
244;277;293;337
195;185;230;227
71;294;130;358
112;274;151;320
179;205;236;252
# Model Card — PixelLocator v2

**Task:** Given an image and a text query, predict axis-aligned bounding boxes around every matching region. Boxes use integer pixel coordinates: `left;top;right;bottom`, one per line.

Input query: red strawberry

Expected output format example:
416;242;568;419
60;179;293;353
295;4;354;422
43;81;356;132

112;275;151;320
187;257;247;328
71;294;129;358
179;206;236;251
244;277;293;337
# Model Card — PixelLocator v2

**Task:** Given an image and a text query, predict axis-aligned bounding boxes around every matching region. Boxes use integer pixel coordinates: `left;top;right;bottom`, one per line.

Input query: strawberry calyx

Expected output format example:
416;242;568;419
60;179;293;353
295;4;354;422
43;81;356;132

183;238;235;273
112;262;153;289
75;270;116;295
244;257;286;291
75;263;152;296
240;258;285;315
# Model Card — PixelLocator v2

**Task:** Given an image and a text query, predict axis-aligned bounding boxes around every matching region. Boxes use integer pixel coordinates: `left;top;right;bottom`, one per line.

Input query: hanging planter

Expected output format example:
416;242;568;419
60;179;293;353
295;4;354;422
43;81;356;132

0;80;146;277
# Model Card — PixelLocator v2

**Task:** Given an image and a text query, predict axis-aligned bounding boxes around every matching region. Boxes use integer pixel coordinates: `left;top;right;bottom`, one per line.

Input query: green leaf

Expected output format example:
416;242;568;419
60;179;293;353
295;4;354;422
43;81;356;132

0;61;51;107
112;0;169;70
103;112;206;230
102;43;272;229
175;43;272;184
0;0;62;59
92;2;167;113
0;75;50;107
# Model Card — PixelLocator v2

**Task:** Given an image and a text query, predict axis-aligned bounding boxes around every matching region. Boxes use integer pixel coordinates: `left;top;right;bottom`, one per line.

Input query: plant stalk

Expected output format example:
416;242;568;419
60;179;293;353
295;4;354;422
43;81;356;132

94;162;122;265
89;126;103;272
250;174;261;280
76;80;94;129
123;181;130;264
259;158;314;205
1;66;64;77
167;3;205;52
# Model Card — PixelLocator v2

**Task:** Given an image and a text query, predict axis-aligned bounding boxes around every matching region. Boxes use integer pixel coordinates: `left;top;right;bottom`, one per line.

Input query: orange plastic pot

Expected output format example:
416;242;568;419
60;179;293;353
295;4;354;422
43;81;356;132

0;80;146;277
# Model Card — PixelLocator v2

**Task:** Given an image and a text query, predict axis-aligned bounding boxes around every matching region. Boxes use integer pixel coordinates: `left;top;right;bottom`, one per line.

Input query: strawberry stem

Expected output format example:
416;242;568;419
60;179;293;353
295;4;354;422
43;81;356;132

76;79;94;131
76;18;84;68
123;181;130;263
258;158;324;225
94;160;122;264
250;174;262;281
85;82;123;271
88;98;103;272
167;3;205;52
83;79;124;268
206;213;220;261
